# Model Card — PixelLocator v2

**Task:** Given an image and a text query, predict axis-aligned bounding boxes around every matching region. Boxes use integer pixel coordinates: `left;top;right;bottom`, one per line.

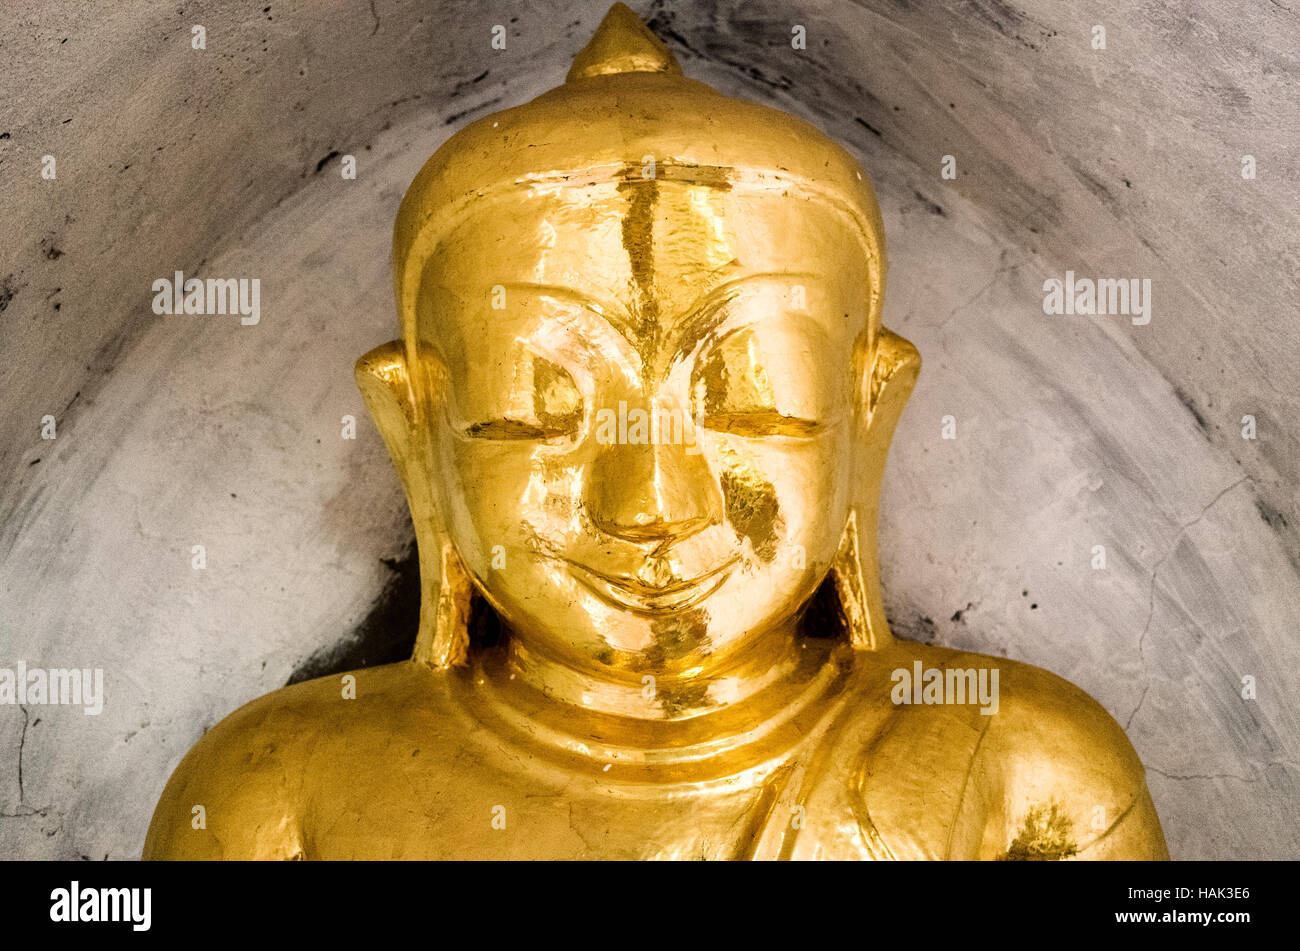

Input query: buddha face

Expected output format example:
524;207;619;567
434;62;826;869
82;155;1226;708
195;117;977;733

417;173;875;679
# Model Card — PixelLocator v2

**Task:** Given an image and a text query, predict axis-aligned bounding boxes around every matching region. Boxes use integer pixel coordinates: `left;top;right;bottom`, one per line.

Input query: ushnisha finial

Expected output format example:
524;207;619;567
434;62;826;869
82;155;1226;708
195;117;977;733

566;3;682;82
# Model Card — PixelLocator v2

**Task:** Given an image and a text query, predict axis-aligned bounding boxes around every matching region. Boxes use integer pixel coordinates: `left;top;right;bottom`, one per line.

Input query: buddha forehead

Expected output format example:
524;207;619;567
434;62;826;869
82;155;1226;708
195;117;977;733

418;174;874;372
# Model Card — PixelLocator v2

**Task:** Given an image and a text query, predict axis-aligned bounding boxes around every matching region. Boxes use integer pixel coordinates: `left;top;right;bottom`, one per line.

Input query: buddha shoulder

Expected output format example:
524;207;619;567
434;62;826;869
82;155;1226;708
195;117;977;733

142;662;455;859
836;642;1169;859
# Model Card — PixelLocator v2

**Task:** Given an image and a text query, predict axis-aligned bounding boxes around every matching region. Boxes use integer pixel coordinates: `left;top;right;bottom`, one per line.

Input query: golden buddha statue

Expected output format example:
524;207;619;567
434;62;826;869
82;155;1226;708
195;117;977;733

144;4;1168;860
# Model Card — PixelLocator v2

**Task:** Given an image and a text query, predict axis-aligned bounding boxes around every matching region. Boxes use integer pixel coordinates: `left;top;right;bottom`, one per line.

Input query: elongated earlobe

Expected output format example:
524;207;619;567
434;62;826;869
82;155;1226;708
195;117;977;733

828;510;879;649
354;340;472;668
835;327;921;651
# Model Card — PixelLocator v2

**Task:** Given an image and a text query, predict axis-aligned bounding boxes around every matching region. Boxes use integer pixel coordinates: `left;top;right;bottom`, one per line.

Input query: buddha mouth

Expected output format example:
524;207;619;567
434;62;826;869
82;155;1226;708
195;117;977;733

565;555;738;615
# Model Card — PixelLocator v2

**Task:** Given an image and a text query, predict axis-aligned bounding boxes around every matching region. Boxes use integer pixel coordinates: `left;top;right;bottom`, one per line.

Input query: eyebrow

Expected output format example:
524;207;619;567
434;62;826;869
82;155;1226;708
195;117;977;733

502;271;820;378
664;272;820;372
500;283;642;382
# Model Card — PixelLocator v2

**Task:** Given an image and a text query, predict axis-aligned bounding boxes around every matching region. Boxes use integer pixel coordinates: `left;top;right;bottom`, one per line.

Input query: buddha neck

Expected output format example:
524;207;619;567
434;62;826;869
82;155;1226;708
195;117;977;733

459;615;852;779
498;615;815;721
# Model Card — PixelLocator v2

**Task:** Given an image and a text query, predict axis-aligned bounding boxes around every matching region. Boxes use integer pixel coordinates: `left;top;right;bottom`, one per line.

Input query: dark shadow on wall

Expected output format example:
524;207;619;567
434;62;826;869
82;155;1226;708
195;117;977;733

285;541;422;685
284;539;508;685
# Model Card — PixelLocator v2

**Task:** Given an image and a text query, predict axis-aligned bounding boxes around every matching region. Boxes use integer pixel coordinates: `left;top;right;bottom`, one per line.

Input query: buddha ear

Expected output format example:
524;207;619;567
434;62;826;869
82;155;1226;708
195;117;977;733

831;327;921;651
861;328;922;432
354;340;474;669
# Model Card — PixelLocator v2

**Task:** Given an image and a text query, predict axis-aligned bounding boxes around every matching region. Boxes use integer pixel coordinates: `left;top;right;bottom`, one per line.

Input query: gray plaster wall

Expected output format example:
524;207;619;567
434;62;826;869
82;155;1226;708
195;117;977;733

0;0;1296;860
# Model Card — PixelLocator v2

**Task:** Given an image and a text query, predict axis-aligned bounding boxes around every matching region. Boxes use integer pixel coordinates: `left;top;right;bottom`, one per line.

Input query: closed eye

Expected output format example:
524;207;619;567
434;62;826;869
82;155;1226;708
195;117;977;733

465;418;573;440
702;410;823;438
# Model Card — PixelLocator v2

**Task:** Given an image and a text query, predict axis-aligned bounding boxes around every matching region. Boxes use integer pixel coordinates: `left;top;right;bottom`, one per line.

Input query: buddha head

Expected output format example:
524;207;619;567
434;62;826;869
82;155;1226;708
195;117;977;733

357;4;920;685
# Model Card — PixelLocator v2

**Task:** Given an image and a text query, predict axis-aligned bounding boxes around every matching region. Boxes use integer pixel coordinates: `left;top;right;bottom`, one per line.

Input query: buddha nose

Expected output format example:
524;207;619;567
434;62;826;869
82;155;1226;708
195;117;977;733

585;415;720;545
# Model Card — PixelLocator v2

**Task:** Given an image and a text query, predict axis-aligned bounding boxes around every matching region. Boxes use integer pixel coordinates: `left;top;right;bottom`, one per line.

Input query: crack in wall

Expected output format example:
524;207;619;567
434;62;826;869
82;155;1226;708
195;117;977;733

1125;475;1250;730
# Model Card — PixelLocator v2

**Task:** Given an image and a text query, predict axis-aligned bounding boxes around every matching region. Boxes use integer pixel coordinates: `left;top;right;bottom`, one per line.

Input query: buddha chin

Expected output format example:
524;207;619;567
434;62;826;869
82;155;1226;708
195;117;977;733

143;3;1169;861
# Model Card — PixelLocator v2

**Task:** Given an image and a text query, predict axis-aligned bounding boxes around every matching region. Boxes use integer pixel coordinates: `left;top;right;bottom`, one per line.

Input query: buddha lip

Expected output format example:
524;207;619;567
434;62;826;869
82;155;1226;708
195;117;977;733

566;556;738;614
